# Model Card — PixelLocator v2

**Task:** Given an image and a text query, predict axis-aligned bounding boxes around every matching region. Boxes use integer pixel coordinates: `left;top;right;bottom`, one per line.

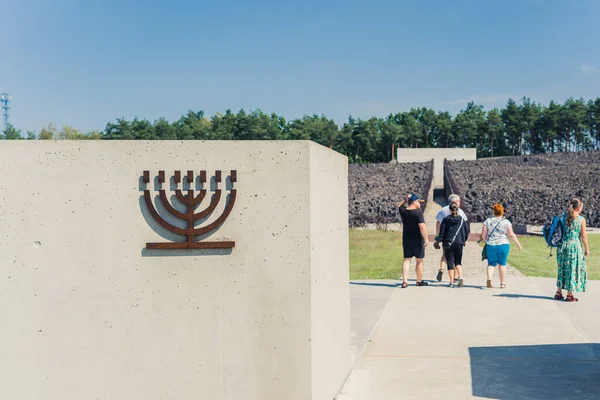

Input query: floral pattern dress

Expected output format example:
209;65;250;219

557;215;587;292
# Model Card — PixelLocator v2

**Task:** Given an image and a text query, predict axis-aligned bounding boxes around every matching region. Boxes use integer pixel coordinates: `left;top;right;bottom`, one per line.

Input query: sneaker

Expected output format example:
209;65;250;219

449;283;455;288
457;278;464;287
436;269;443;282
416;281;429;286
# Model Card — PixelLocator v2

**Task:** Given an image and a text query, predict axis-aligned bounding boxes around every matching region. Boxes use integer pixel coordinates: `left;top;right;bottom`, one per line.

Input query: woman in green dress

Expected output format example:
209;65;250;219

555;198;590;302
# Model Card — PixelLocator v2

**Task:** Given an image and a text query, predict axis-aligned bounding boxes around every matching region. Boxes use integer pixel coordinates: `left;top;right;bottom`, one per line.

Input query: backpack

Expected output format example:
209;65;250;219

543;213;565;257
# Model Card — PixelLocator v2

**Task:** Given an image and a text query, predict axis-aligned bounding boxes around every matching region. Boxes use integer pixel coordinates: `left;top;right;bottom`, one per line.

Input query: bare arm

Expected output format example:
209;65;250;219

397;195;410;208
507;225;523;251
436;220;441;235
419;223;429;247
480;224;488;243
581;218;589;256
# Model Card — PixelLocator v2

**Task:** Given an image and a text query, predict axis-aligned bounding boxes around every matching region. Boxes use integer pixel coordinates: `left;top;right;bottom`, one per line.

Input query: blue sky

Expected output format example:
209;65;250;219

2;0;600;133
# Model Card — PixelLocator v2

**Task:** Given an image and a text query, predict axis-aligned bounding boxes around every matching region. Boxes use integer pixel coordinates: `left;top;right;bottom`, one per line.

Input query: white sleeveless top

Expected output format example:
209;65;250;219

483;217;512;246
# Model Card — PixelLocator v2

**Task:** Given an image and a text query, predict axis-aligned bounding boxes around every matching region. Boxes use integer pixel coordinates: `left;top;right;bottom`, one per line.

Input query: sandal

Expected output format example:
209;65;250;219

401;282;408;289
416;281;429;287
500;283;506;289
554;291;564;300
565;294;579;302
486;279;492;288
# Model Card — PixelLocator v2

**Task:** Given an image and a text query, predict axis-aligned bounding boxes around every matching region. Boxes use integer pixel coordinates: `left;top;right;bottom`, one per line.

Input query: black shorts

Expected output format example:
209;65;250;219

444;244;463;270
403;239;425;259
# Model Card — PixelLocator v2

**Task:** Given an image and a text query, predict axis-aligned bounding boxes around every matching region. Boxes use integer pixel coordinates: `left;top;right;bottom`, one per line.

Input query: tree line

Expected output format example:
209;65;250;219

3;97;600;162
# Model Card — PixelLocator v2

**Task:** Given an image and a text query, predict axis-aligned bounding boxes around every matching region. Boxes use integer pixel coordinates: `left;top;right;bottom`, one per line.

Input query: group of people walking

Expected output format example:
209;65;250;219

397;194;590;301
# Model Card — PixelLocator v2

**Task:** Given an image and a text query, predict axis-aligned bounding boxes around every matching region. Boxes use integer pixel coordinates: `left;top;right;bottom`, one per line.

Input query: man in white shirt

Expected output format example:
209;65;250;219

434;194;468;284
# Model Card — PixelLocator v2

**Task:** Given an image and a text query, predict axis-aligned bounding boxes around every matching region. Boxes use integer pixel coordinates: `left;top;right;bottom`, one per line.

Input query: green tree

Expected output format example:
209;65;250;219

501;99;523;155
130;118;155;140
173;110;211;140
416;107;437;147
346;118;381;162
231;109;257;140
380;116;403;161
104;119;133;140
587;98;600;149
255;111;287;140
567;98;587;151
36;124;101;140
540;101;561;152
520;97;542;154
484;109;504;157
154;118;177;140
559;98;587;151
88;96;600;159
337;117;356;161
453;102;485;154
210;110;236;140
399;113;422;148
39;123;58;140
434;111;453;147
287;114;339;147
2;124;23;140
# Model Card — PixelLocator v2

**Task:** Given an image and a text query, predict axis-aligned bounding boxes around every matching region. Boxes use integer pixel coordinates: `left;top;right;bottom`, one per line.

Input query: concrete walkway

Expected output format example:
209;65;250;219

341;277;600;399
340;188;600;399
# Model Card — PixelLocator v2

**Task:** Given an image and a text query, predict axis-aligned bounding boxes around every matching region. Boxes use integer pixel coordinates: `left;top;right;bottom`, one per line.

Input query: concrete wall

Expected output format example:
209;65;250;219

0;140;350;400
396;148;476;188
309;144;351;399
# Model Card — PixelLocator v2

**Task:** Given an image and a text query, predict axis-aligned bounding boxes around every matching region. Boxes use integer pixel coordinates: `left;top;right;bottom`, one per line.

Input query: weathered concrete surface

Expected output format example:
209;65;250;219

341;277;600;399
0;141;350;400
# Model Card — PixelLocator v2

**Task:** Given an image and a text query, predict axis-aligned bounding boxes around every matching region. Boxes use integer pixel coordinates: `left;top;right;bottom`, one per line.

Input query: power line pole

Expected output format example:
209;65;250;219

0;93;11;131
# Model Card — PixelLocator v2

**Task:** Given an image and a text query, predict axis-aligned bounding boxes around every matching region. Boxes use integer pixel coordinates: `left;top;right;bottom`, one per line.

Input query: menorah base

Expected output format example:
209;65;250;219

146;241;235;250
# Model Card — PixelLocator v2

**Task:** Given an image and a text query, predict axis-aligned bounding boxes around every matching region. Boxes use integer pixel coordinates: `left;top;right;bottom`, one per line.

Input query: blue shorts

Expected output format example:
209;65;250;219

487;244;510;267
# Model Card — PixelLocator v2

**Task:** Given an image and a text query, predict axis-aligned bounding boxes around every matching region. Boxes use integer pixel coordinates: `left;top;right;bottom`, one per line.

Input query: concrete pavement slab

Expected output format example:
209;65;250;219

348;280;397;364
341;276;600;399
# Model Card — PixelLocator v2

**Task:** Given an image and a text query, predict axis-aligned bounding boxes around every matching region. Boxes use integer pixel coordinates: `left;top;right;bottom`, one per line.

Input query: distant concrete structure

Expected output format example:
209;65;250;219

396;148;477;189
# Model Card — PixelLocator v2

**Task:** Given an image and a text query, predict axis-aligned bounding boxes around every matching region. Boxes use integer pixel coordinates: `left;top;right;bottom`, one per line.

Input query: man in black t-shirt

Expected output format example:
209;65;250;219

398;194;429;288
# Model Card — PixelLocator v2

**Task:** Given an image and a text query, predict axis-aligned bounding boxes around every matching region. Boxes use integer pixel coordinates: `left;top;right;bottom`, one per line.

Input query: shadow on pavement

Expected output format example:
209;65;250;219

429;283;485;290
469;343;600;399
350;281;401;288
350;279;437;288
494;293;555;301
350;281;486;290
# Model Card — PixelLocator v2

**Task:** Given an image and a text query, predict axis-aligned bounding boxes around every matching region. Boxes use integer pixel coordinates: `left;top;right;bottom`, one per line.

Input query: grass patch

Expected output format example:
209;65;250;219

507;235;600;280
350;229;600;280
350;229;403;280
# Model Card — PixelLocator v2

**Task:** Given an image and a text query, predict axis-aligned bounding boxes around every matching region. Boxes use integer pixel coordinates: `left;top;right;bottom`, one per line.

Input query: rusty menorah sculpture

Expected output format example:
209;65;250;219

142;170;237;249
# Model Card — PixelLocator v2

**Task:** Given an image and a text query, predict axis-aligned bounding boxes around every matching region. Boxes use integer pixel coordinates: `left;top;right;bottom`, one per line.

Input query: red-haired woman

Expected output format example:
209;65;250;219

480;204;522;289
555;198;589;302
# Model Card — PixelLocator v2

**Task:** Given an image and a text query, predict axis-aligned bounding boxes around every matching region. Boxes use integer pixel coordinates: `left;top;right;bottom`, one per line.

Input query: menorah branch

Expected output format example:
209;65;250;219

193;190;237;236
159;190;187;220
144;190;188;236
193;190;222;221
175;189;207;206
